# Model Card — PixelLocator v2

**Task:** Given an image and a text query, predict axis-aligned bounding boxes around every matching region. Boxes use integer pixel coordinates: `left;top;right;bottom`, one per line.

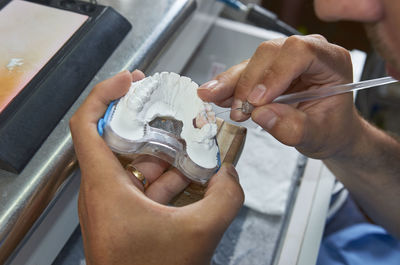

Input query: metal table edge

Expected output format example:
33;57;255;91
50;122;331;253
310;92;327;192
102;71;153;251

0;0;196;262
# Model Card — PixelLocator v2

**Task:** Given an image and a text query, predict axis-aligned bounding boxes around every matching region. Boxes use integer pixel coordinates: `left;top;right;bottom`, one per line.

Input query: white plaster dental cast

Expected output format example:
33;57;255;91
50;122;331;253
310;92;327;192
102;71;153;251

104;72;219;180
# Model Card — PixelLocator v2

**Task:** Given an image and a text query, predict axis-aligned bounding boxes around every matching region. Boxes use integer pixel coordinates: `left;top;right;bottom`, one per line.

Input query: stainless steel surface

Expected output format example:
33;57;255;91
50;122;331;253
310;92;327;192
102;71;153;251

0;0;198;261
148;0;224;74
7;171;81;265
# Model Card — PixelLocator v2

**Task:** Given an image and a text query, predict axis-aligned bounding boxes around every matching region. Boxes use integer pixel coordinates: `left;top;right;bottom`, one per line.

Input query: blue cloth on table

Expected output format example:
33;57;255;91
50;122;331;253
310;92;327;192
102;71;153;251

317;223;400;265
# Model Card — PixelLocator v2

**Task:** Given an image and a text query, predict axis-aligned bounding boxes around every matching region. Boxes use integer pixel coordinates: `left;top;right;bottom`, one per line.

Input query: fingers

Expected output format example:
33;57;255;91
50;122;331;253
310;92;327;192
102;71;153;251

197;38;285;122
125;155;170;191
199;36;352;125
230;38;284;121
71;69;190;201
70;70;144;189
195;163;244;231
248;36;318;105
197;60;248;105
74;70;132;125
125;155;190;202
251;93;354;157
145;167;190;204
251;103;308;147
214;97;234;108
132;69;145;81
247;35;352;107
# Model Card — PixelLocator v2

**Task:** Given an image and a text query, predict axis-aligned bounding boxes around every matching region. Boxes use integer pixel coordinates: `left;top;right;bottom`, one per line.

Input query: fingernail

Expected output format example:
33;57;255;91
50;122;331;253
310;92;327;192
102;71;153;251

248;84;267;104
115;70;130;78
257;108;278;130
230;99;246;120
231;98;242;111
199;80;219;90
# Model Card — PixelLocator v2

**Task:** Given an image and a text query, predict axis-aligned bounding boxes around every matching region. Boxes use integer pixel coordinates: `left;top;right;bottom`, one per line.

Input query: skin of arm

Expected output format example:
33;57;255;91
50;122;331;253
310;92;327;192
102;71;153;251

198;34;400;238
324;116;400;238
69;70;244;265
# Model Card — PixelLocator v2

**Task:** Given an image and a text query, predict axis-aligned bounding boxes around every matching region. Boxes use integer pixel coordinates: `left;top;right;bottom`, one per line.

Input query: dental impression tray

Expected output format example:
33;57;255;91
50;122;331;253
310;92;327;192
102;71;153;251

98;72;220;184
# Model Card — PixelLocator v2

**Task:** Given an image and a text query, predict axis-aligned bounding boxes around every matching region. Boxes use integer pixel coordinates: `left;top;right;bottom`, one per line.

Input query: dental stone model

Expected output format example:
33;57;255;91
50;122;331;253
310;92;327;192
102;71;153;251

99;72;220;183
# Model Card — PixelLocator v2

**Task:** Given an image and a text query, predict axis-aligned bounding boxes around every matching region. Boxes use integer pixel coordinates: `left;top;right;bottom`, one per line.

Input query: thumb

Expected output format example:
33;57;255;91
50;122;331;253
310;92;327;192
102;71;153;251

196;163;244;231
252;103;309;147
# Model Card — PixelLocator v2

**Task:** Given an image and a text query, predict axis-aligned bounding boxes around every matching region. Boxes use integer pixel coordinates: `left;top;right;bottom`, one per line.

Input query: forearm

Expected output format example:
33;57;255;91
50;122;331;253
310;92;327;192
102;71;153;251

324;116;400;238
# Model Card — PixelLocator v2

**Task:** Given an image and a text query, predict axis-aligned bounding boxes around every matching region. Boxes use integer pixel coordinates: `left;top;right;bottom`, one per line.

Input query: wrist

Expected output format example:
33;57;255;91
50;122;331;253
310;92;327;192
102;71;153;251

323;109;397;172
324;109;367;164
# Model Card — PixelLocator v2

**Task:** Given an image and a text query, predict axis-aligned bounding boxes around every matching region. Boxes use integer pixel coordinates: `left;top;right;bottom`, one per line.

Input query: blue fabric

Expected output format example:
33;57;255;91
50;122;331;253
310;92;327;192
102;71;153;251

317;223;400;265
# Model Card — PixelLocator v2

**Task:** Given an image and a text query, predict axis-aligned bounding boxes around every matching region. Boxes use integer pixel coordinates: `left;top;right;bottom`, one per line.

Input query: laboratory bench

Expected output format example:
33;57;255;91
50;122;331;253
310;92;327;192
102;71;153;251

0;0;340;264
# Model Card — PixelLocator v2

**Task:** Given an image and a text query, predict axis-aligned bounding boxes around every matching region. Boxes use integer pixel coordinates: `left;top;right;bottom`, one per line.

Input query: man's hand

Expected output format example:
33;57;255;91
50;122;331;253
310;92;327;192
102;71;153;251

198;35;360;160
198;35;400;237
70;70;244;265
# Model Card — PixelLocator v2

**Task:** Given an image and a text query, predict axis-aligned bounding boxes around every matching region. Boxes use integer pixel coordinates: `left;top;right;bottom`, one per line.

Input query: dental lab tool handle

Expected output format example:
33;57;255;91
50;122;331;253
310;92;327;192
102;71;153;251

241;76;398;114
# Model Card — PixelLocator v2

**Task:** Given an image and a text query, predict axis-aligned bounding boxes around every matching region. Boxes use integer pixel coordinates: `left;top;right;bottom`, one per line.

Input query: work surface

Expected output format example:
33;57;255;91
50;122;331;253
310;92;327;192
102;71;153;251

0;0;197;262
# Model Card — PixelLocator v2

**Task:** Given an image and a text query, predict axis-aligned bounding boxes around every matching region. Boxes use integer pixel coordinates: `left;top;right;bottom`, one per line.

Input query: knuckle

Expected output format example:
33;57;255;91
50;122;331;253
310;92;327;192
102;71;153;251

288;113;307;146
160;185;177;202
341;49;353;75
283;35;331;60
328;43;353;80
216;70;235;84
255;40;280;55
284;35;312;53
238;185;245;204
186;214;209;236
69;110;87;135
308;34;327;42
256;41;270;53
218;172;245;206
227;183;245;206
69;114;79;132
236;73;254;91
229;183;245;205
284;35;303;45
91;83;103;95
263;67;277;81
339;45;352;64
216;60;248;82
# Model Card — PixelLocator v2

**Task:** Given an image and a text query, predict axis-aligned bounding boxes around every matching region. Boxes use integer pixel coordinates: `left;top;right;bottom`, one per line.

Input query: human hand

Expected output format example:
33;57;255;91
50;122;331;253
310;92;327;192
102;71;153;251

69;70;244;265
198;35;362;160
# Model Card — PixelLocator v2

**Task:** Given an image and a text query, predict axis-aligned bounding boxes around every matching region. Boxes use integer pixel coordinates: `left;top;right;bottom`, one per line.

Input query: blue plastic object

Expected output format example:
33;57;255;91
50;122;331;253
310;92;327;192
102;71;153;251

97;100;116;136
97;100;221;184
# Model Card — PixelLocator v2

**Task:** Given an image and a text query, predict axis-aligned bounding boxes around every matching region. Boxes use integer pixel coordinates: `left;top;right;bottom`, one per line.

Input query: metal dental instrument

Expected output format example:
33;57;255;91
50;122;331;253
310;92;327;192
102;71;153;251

215;104;249;115
215;76;398;115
